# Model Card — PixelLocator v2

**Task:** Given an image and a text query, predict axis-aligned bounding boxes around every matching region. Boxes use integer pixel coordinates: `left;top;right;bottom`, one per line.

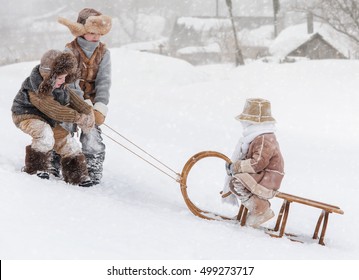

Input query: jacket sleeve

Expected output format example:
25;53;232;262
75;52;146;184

234;136;274;174
28;92;80;123
93;49;111;116
67;88;93;115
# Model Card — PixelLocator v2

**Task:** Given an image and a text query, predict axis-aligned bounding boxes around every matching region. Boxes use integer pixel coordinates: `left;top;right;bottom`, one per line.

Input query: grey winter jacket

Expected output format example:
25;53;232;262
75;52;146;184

11;66;69;127
11;65;92;128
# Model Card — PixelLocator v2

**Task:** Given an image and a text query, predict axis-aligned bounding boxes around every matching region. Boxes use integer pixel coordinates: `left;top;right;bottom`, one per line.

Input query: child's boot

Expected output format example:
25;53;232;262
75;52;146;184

61;153;93;187
242;195;274;228
23;145;51;179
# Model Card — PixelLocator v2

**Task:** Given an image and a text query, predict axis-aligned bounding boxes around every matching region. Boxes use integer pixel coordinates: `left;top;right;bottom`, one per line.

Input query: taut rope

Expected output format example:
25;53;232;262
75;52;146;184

101;124;233;221
102;123;180;182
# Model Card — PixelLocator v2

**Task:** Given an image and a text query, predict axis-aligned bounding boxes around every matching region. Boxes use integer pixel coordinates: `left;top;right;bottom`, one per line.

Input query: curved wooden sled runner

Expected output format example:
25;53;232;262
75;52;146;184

179;151;344;246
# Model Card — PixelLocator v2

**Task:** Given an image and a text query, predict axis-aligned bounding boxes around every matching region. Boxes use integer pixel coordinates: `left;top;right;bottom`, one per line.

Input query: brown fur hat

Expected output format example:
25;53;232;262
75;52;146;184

38;50;79;96
58;8;112;37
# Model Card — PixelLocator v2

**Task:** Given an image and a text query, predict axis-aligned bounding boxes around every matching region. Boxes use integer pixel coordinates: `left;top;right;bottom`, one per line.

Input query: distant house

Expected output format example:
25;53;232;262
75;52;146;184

168;16;275;65
288;33;346;59
269;22;359;60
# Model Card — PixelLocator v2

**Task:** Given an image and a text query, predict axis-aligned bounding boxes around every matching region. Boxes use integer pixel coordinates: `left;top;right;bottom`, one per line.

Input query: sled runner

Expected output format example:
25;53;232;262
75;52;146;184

179;151;344;246
102;125;344;246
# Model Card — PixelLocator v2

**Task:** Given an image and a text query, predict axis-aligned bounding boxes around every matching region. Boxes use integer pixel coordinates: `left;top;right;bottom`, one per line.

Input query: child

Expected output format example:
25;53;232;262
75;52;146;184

11;49;95;187
57;8;112;185
223;98;285;227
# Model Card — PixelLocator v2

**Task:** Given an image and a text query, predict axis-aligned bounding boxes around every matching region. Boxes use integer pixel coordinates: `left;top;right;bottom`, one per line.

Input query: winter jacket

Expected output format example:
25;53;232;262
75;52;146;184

232;133;284;199
65;36;111;117
11;65;92;127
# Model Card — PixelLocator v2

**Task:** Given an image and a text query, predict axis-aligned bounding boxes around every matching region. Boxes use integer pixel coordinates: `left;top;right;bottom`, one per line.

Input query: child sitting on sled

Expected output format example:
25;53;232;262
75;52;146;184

223;98;285;228
11;49;95;187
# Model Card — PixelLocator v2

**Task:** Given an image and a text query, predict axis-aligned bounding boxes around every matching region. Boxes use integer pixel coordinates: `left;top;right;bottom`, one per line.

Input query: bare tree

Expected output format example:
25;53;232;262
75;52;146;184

292;0;359;44
225;0;245;65
273;0;280;37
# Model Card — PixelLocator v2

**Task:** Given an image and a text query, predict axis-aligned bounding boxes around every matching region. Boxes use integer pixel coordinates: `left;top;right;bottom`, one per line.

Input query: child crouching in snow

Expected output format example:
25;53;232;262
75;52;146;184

223;98;285;228
11;49;95;187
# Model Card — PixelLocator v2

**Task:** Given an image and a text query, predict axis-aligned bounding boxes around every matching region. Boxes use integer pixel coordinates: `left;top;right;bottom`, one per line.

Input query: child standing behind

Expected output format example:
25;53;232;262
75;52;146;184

223;98;285;228
57;8;112;185
11;49;95;187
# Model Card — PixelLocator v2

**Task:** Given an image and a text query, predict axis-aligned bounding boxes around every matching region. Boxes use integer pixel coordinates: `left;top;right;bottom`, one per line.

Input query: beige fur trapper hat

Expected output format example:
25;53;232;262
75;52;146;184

236;98;276;123
58;8;112;37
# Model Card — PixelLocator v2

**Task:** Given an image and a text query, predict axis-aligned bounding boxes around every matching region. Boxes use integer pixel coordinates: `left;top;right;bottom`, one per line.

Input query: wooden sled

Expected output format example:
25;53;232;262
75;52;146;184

236;192;344;245
179;151;344;246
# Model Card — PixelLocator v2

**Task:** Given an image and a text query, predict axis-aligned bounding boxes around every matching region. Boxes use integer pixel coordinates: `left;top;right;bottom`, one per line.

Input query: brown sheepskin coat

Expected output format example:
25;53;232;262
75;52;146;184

233;133;284;199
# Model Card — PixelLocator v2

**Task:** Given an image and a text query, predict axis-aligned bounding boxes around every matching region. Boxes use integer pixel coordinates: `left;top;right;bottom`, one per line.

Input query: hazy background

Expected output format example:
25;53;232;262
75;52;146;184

0;0;291;65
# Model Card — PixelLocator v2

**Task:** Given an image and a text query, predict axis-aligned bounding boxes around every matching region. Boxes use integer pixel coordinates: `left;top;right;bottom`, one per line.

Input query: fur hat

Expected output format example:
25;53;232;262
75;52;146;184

38;50;79;96
236;98;276;123
58;8;112;37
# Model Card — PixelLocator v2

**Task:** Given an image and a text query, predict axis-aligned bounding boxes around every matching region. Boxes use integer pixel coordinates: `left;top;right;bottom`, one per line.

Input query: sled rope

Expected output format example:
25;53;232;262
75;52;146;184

102;125;238;220
101;125;224;220
102;124;180;182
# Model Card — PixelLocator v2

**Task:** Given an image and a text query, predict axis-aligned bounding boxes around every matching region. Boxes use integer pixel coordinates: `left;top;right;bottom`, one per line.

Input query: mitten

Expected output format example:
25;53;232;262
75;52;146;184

94;110;105;126
76;111;95;133
231;160;242;174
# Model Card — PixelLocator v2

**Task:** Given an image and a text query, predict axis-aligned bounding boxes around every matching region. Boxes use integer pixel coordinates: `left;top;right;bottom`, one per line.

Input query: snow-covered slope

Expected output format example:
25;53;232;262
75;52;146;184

1;49;358;260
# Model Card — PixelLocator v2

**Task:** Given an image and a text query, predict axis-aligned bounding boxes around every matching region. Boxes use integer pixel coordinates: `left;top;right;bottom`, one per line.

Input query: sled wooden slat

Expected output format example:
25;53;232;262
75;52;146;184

275;192;344;215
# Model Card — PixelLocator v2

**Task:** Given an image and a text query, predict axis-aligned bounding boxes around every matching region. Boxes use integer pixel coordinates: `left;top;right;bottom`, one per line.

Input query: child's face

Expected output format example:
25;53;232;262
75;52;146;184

54;74;67;89
83;33;101;42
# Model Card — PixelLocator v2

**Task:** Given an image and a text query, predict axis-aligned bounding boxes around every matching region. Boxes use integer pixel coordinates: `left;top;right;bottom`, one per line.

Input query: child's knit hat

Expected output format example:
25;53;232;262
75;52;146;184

236;98;276;123
58;8;112;37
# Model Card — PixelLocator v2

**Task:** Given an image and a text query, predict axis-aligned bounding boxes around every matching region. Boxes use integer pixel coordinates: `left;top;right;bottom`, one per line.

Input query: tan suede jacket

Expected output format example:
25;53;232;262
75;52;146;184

233;133;285;199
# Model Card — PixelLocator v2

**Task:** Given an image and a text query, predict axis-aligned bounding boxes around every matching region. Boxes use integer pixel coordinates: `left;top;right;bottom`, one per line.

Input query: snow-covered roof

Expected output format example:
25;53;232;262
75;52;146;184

238;25;274;47
269;22;358;58
177;43;221;55
176;17;232;32
120;38;168;52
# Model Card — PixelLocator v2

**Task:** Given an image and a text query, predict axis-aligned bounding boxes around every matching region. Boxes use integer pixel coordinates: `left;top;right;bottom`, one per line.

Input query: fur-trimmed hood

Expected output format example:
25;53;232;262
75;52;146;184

58;8;112;37
38;51;79;97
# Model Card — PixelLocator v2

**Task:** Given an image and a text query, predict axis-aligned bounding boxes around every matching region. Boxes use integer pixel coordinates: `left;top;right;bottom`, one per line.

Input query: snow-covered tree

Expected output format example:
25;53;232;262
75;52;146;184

292;0;359;44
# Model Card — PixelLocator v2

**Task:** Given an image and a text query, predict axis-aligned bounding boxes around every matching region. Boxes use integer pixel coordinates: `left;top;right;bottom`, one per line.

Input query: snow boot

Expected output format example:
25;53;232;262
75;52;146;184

242;195;274;228
49;150;61;178
36;171;50;180
61;153;93;187
85;152;105;185
78;179;94;187
23;145;51;180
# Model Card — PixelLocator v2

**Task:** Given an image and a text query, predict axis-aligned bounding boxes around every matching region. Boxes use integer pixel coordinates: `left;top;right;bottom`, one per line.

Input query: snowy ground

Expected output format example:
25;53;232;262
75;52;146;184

1;49;358;265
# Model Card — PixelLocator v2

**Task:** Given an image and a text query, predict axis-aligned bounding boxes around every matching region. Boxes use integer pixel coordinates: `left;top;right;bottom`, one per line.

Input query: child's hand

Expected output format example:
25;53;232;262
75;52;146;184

76;112;95;133
94;110;105;125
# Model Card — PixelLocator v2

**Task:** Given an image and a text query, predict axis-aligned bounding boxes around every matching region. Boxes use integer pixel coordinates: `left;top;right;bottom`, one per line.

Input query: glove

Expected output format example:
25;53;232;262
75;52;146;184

94;110;105;126
225;162;233;176
76;111;95;133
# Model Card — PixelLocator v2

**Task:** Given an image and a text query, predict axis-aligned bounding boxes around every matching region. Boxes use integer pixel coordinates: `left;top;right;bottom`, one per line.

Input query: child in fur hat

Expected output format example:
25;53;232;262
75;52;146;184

58;8;112;185
223;98;285;228
11;49;95;187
